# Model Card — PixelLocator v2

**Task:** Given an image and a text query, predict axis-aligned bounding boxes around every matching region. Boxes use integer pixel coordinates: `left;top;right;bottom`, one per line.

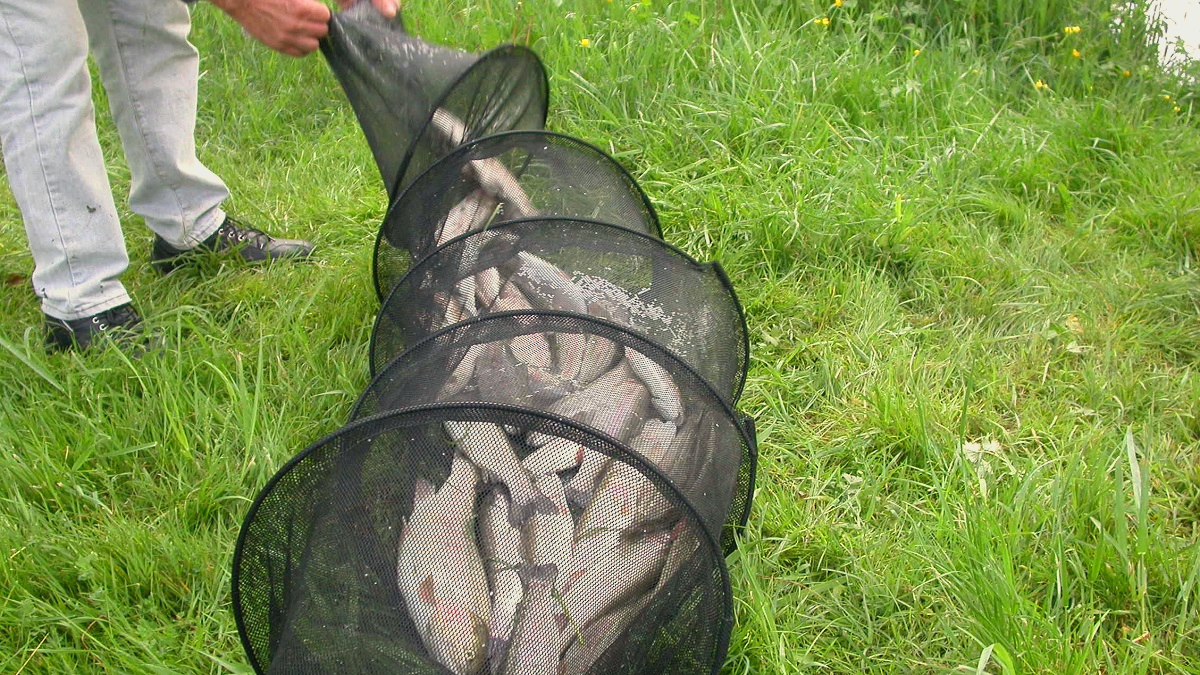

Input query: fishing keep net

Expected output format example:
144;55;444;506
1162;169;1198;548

233;5;756;675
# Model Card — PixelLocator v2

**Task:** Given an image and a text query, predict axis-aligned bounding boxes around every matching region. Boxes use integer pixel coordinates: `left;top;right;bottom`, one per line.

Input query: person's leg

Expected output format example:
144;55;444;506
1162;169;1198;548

80;0;228;248
0;0;134;321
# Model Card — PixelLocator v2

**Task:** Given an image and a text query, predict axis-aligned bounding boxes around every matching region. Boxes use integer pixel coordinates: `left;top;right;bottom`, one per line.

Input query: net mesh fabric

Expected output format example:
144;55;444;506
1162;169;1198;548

370;216;748;403
353;311;754;553
322;5;548;200
233;409;732;675
374;132;663;300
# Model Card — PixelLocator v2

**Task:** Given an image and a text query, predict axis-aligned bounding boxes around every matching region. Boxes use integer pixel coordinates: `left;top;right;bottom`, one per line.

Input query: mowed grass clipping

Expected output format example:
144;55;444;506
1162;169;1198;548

1;0;1198;673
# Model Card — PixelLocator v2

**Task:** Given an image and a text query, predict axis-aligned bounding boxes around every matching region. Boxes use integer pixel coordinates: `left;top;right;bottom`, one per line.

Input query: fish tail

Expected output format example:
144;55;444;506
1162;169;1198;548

507;487;560;527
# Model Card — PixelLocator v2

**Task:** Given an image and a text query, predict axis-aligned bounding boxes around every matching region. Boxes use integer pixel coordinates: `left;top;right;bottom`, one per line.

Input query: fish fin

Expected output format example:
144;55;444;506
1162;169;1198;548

414;477;436;503
517;562;559;589
418;574;437;606
506;486;560;527
486;636;510;674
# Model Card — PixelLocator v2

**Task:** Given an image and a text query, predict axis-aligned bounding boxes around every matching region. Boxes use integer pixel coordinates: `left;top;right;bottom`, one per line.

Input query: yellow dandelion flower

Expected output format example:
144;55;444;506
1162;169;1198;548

1072;49;1081;58
580;38;591;47
1122;70;1131;77
1163;94;1171;101
1063;25;1081;35
818;17;830;26
913;48;921;56
1174;105;1182;113
1034;79;1048;89
834;0;844;6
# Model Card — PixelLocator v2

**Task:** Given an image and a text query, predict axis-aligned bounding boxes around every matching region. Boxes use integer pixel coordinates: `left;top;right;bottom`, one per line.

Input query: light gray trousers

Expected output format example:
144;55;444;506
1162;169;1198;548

0;0;228;321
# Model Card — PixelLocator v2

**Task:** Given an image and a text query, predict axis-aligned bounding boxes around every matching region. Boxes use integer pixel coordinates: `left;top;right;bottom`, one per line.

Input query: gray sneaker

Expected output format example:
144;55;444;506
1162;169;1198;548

150;216;315;274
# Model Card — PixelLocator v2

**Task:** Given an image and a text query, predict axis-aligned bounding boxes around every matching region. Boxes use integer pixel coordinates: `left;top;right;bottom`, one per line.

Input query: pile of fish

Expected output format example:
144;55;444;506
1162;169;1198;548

232;6;754;675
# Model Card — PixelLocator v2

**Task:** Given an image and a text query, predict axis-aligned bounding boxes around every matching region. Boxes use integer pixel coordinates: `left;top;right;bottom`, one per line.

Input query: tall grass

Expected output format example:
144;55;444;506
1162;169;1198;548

1;0;1198;673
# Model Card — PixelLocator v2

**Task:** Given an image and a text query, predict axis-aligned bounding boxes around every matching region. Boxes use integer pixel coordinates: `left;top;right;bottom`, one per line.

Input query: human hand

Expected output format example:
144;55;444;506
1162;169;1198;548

336;0;399;18
210;0;333;57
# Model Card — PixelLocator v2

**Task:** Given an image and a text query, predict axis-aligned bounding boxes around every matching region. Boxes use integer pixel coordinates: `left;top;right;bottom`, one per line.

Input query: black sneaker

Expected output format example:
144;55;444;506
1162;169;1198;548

45;303;145;353
150;216;315;274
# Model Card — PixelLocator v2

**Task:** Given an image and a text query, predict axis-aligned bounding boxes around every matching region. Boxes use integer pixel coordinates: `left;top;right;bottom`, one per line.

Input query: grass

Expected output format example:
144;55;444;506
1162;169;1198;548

1;0;1198;673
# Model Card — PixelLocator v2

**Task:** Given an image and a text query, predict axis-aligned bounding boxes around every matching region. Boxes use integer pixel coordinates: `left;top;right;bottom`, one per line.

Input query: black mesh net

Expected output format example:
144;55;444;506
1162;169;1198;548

352;311;754;553
323;4;548;200
234;5;755;675
232;408;733;675
374;131;663;300
370;216;747;403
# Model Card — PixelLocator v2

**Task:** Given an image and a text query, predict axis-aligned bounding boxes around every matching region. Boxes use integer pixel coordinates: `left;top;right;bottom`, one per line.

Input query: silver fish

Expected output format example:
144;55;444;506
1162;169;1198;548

444;421;555;525
629;418;677;467
521;470;574;572
573;460;676;557
506;252;589;314
625;348;683;422
551;332;585;382
522;437;585;476
442;293;468;329
529;360;637;447
473;341;532;404
477;488;525;670
557;594;648;675
437;188;481;247
500;564;561;675
575;334;620;386
453;275;478;321
430;109;537;218
475;266;503;308
561;379;649;508
508;333;555;371
396;454;491;675
492;279;535;312
440;343;486;399
556;525;674;647
651;519;698;596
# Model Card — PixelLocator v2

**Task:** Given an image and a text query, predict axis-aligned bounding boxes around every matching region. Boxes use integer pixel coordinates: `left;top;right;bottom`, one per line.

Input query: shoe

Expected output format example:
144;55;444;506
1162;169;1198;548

150;216;315;274
45;303;145;353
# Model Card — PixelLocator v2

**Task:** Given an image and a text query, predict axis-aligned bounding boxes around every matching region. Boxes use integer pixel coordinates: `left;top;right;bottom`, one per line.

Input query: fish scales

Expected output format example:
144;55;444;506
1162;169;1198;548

396;453;491;675
499;564;561;675
477;488;525;668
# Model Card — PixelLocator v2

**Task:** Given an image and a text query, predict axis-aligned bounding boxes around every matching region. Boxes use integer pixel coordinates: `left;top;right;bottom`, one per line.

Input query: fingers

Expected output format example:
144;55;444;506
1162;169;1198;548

334;0;399;19
216;0;333;57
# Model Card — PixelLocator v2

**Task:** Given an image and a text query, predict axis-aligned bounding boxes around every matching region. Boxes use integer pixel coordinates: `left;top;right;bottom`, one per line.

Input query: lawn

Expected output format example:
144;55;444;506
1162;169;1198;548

1;0;1198;673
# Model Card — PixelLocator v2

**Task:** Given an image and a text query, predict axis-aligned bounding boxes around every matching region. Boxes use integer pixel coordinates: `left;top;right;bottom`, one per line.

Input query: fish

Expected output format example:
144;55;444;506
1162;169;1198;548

529;360;640;446
475;266;503;309
550;332;585;382
473;341;532;404
453;275;478;322
508;333;555;371
575;334;620;386
561;379;649;508
439;343;486;399
651;519;699;596
521;470;574;572
476;488;525;670
556;525;674;648
505;252;589;314
499;564;561;675
625;348;683;422
396;454;491;675
437;188;484;247
557;594;648;675
430;109;537;218
572;460;676;559
628;418;677;467
444;420;556;525
442;293;468;328
522;437;585;476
